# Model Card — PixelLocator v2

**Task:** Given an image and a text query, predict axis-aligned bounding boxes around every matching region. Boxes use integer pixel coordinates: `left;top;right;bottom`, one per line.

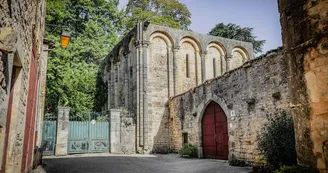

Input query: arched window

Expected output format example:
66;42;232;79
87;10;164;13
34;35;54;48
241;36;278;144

213;58;216;78
186;54;190;78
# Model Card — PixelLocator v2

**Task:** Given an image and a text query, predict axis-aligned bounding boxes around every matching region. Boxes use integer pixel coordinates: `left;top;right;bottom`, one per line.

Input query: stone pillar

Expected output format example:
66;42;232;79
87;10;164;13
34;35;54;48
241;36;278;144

141;41;149;150
55;107;70;156
201;52;206;83
173;48;179;95
109;109;121;153
226;54;232;72
221;55;225;74
168;47;174;97
124;54;129;108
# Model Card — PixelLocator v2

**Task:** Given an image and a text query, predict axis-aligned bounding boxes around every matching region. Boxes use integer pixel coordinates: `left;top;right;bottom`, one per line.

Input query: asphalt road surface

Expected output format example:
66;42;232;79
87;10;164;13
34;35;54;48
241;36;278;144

43;154;251;173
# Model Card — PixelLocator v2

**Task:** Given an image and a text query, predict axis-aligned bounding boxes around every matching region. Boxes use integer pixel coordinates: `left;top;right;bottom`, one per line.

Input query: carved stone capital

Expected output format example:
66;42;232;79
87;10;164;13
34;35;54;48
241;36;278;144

226;54;233;59
142;40;149;47
123;50;131;57
201;51;208;57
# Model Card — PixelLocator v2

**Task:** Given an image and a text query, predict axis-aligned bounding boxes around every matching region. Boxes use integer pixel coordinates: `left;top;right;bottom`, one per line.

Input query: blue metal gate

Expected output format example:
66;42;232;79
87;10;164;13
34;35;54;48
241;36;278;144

41;120;57;155
68;111;109;154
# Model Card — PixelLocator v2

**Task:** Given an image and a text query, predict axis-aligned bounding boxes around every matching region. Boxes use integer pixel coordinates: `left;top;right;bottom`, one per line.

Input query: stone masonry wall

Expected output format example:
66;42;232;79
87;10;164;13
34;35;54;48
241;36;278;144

168;49;290;162
278;0;328;171
104;23;255;154
145;24;254;154
0;0;46;172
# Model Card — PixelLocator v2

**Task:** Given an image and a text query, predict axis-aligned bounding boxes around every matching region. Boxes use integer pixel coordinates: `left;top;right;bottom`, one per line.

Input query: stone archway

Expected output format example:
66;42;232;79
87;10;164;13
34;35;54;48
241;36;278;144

201;101;228;160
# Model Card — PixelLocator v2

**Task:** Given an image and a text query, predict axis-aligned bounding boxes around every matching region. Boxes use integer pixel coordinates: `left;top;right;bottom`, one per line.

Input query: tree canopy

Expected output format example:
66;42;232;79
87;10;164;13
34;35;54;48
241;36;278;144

208;23;266;54
124;0;191;32
45;0;123;114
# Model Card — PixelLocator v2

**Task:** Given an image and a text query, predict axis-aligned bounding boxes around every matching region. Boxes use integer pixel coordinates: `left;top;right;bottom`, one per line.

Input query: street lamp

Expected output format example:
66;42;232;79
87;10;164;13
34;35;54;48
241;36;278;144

60;32;71;49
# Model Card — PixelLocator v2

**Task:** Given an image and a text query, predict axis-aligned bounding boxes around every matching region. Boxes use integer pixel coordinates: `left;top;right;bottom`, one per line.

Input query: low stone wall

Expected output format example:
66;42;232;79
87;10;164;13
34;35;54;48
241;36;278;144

168;49;290;162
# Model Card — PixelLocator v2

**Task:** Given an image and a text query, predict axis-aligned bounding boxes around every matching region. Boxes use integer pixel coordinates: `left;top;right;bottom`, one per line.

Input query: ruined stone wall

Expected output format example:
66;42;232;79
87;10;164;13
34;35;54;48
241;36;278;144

0;0;46;172
168;49;290;162
278;0;328;171
105;27;139;153
104;23;255;154
144;25;254;154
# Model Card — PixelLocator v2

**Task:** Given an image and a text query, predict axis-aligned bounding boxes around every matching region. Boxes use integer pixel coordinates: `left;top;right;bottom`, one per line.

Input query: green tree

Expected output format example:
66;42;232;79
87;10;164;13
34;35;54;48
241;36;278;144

45;0;123;114
208;23;266;54
124;0;191;32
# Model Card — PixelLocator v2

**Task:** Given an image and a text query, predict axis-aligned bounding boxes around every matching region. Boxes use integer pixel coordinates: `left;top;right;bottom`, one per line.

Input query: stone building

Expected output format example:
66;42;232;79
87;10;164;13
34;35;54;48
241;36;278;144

104;1;328;171
278;0;328;172
104;23;260;155
169;48;289;161
0;0;49;172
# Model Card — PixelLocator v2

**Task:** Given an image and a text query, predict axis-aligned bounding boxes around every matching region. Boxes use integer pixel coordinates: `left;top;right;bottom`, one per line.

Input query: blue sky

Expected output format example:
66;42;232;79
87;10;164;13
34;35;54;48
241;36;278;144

119;0;282;55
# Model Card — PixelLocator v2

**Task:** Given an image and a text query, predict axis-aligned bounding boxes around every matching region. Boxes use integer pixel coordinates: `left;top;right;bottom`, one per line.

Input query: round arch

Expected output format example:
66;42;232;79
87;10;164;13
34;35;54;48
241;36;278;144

231;47;249;62
149;31;174;48
196;94;230;158
179;37;201;53
128;36;135;50
206;42;226;56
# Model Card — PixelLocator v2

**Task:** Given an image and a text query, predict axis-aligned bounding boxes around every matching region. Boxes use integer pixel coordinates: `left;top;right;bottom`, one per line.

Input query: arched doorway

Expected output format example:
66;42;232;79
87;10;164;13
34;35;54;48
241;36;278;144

202;101;228;159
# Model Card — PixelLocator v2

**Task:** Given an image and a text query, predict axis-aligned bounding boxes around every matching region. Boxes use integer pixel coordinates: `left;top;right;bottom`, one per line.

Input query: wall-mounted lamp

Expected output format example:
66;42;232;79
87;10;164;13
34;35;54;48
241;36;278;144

60;32;71;49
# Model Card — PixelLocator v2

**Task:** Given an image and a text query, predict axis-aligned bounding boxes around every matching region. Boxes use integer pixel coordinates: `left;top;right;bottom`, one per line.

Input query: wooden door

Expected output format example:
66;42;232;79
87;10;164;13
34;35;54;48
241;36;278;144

1;66;17;172
21;46;39;172
202;101;228;160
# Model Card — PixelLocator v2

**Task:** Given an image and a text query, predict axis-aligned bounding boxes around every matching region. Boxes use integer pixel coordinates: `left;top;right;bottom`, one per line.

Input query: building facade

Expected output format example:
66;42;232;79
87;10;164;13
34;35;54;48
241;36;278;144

0;0;48;172
104;23;255;155
104;1;328;170
278;0;328;172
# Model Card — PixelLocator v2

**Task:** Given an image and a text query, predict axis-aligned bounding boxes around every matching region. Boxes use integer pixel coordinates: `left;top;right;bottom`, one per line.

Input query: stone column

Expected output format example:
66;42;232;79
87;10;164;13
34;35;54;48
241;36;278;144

226;54;232;72
221;55;225;75
173;48;179;95
201;52;207;83
124;53;129;108
55;107;70;156
109;109;121;153
168;47;174;97
141;41;149;149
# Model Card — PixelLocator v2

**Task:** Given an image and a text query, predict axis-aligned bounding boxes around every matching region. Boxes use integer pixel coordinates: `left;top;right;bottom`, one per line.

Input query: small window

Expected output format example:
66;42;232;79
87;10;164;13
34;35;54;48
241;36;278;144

182;133;188;144
213;58;216;78
130;66;133;77
186;54;190;78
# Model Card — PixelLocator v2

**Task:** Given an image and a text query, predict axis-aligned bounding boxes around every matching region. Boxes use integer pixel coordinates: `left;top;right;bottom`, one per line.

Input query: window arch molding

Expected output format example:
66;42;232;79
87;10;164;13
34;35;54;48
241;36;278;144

149;31;174;48
206;42;226;57
179;37;201;53
128;37;135;50
231;47;249;63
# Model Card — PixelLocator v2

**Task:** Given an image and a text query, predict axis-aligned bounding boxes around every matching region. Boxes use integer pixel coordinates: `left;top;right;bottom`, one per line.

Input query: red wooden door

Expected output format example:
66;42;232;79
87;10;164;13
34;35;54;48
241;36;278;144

202;101;228;160
21;46;39;173
1;66;17;172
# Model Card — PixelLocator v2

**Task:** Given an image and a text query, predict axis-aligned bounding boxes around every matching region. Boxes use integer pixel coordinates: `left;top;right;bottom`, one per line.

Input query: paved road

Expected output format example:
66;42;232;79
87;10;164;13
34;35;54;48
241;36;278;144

43;154;251;173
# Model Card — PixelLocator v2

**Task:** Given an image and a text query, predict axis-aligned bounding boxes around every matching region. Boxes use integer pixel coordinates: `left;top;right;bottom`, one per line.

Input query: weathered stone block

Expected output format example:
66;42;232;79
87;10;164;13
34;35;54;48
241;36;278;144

55;107;70;156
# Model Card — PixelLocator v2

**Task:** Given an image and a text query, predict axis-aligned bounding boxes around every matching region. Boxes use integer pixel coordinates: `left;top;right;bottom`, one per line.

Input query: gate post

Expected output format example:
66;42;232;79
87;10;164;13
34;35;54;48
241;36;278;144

55;107;70;156
109;109;121;153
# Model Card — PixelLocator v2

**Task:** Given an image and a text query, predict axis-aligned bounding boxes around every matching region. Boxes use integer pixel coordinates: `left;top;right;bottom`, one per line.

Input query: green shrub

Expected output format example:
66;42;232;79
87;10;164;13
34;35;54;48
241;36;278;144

179;143;198;158
274;165;319;173
258;112;297;170
229;159;248;167
251;164;273;173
